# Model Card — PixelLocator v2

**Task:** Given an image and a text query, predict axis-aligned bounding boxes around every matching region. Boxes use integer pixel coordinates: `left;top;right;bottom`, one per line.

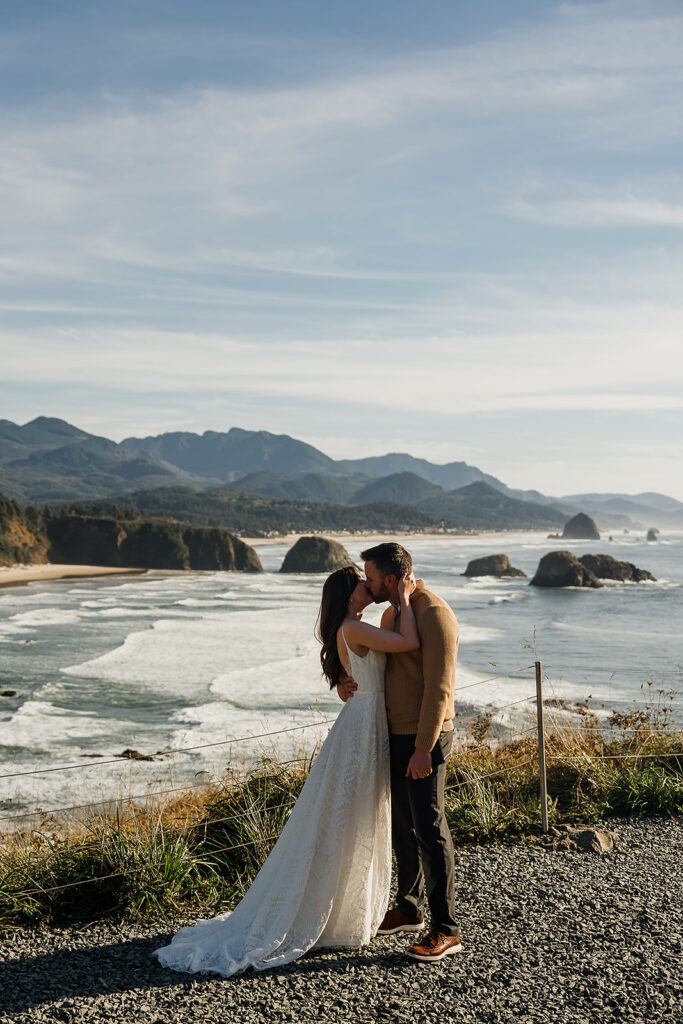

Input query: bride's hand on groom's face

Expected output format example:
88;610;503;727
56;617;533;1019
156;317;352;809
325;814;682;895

397;571;416;600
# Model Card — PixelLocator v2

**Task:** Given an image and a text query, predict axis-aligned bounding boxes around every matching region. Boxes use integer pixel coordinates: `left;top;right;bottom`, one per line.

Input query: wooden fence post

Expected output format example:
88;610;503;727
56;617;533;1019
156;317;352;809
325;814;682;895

535;660;549;834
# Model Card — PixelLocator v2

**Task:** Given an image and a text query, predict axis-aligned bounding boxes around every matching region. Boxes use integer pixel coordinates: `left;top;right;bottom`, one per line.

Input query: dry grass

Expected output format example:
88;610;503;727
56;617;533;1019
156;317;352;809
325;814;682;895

0;704;680;930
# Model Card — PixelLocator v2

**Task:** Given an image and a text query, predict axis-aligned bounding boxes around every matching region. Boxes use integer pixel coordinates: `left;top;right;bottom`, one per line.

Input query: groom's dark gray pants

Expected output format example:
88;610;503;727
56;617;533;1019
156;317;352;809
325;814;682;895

389;729;459;936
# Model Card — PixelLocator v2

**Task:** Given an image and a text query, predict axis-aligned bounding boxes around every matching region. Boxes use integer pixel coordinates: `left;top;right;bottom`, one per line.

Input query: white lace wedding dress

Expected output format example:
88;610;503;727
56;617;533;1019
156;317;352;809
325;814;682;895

154;638;391;977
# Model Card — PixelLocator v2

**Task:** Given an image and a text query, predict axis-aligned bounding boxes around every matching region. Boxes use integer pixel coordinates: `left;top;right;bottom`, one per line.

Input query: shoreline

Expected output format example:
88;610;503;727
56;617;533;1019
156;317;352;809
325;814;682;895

0;531;544;586
0;565;149;589
243;528;526;548
1;531;677;591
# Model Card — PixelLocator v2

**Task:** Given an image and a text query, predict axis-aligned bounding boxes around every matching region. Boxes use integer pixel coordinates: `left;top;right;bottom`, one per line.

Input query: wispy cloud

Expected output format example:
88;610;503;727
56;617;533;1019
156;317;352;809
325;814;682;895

2;1;682;289
2;1;683;498
507;183;683;228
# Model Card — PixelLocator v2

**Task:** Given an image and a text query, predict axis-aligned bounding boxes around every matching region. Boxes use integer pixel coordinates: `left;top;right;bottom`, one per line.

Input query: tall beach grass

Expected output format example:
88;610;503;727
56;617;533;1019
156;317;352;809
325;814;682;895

1;700;681;930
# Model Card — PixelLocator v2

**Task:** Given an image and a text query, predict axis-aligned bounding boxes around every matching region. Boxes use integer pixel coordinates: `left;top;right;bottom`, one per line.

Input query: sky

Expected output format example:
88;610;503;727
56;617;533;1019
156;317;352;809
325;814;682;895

1;0;682;500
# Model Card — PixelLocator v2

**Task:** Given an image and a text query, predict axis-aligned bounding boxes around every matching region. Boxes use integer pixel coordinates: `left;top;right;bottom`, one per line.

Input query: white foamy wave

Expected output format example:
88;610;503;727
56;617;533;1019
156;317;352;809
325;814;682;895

81;607;159;618
0;700;116;750
165;702;336;764
459;624;503;643
0;620;32;642
9;608;82;627
551;620;613;635
487;593;528;605
208;647;328;711
175;598;233;608
60;602;324;696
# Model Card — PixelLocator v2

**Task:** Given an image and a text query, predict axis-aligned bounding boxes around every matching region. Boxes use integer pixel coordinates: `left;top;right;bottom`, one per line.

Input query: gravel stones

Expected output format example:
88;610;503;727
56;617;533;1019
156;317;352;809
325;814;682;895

1;818;681;1024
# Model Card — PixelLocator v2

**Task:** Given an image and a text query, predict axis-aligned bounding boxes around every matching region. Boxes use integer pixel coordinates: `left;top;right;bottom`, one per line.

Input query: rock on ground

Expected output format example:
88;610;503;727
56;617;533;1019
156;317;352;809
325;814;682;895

1;818;681;1024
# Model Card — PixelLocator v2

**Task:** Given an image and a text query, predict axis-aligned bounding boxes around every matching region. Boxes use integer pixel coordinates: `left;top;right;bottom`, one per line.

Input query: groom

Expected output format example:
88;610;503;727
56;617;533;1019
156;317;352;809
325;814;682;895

338;542;461;962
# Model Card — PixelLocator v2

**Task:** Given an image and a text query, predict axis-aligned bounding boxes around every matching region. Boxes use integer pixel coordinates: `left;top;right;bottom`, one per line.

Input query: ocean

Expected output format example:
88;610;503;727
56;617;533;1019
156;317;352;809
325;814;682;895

1;531;681;825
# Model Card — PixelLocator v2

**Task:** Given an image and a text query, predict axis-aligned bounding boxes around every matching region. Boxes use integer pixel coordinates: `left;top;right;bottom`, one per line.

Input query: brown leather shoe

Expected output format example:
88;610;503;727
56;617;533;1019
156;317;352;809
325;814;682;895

376;907;425;935
406;928;462;961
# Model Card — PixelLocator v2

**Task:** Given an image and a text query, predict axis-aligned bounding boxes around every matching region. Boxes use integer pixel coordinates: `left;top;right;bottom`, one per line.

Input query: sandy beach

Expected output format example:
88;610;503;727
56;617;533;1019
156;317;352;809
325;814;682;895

0;564;148;589
241;529;491;548
0;531;521;588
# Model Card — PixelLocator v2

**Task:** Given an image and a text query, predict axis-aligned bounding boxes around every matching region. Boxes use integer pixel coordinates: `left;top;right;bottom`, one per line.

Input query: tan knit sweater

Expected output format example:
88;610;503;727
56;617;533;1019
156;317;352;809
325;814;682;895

384;581;459;752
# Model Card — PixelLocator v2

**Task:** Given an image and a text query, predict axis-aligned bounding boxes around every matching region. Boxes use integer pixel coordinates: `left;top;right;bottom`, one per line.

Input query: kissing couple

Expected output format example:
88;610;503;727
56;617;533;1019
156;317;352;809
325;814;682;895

155;542;461;976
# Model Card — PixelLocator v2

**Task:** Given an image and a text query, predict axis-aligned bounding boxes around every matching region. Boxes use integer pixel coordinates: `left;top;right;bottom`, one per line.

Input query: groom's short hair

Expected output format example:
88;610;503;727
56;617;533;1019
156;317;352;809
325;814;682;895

360;542;412;578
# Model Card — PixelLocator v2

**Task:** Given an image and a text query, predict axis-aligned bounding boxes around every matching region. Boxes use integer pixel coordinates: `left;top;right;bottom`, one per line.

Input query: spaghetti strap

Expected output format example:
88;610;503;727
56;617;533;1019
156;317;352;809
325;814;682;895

341;625;354;665
341;623;368;662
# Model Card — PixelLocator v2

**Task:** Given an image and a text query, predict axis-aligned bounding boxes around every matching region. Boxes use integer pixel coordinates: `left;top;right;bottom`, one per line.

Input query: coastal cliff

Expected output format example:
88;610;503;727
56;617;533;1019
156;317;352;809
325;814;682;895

0;490;262;572
0;493;49;565
46;515;262;572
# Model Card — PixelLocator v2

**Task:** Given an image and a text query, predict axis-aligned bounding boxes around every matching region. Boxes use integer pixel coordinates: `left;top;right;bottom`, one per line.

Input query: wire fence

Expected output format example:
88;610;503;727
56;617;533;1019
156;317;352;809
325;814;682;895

2;657;682;905
0;754;316;824
0;721;338;781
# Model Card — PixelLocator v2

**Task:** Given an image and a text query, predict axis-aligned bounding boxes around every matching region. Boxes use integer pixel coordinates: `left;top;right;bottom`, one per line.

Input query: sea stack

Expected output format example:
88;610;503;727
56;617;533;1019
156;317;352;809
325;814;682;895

561;513;600;540
579;554;655;582
280;536;354;573
462;554;526;578
530;550;603;588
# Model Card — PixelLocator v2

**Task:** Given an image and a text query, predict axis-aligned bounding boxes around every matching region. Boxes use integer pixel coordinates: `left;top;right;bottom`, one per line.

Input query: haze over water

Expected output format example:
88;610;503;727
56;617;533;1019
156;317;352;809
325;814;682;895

1;532;681;823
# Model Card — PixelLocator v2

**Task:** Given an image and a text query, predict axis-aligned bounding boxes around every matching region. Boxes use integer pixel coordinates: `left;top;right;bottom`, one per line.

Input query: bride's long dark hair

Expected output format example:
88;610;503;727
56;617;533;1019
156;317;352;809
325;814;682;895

316;564;362;689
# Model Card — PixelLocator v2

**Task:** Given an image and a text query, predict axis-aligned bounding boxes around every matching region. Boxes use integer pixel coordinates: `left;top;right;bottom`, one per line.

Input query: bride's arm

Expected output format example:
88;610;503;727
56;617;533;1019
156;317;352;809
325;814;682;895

344;573;419;652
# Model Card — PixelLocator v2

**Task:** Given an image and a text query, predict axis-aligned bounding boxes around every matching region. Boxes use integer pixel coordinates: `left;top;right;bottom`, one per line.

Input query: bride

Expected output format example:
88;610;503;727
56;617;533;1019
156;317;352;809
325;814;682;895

154;563;419;977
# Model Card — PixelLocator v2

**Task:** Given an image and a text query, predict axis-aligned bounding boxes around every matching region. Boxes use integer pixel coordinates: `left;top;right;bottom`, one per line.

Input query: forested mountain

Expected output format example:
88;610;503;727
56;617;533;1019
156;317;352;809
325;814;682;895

121;426;506;490
1;418;679;530
334;453;505;491
352;472;443;506
230;471;367;504
0;417;208;503
558;492;683;528
121;427;337;481
416;482;566;531
94;486;435;536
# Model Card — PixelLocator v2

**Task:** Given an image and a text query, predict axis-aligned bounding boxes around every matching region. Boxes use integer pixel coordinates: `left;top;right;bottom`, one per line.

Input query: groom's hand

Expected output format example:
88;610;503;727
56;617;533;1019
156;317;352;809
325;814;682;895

337;673;358;702
406;748;432;779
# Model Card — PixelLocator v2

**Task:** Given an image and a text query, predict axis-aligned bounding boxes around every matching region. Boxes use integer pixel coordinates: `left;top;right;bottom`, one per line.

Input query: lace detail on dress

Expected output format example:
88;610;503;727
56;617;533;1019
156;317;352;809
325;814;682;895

154;627;391;977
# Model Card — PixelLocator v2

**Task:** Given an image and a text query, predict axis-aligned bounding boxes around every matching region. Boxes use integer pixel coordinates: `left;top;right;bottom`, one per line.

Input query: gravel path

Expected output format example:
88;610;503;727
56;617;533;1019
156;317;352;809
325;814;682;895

2;818;681;1024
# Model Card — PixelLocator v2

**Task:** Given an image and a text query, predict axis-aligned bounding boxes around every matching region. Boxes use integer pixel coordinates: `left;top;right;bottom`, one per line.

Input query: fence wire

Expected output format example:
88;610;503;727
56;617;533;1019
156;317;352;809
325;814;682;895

0;719;337;781
543;664;682;676
547;750;683;761
445;758;536;793
0;756;316;824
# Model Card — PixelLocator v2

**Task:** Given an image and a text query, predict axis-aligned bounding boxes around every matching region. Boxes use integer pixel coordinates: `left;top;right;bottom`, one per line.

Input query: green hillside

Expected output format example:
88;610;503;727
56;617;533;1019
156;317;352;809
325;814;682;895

418;481;565;530
88;486;436;535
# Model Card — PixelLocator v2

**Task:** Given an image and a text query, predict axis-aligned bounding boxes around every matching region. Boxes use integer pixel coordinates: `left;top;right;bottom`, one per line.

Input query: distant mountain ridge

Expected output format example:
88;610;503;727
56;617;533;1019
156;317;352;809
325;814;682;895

0;417;209;504
120;427;336;481
0;417;681;530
